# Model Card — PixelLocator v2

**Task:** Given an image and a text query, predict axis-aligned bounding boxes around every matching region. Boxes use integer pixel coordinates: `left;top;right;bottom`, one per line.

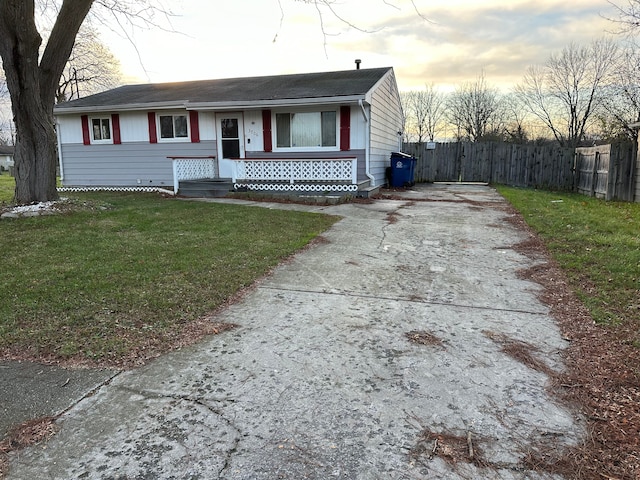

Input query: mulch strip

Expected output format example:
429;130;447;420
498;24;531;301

505;205;640;480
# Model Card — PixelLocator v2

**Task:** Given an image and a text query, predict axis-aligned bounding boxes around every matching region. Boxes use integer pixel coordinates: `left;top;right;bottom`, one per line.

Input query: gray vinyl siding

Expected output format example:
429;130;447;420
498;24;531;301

60;141;217;188
246;150;367;182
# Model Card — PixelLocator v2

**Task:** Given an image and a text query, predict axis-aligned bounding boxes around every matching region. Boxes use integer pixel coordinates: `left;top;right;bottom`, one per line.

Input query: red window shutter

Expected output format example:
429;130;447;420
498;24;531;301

189;111;200;143
81;115;91;145
340;106;350;151
111;114;121;144
262;110;272;152
148;112;157;143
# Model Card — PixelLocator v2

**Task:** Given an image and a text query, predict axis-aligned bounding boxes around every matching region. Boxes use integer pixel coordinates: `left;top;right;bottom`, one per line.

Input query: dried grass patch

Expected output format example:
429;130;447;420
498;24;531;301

0;416;58;478
411;429;488;469
405;330;445;347
482;330;557;377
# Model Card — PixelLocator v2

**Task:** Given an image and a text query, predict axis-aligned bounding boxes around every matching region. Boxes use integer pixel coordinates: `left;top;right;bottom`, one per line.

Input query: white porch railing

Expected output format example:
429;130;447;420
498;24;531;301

170;156;216;193
232;158;358;192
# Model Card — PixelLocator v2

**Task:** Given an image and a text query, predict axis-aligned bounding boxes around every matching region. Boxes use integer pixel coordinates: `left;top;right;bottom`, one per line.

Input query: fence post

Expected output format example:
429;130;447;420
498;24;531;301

629;142;638;202
606;145;618;201
571;149;578;192
590;152;599;197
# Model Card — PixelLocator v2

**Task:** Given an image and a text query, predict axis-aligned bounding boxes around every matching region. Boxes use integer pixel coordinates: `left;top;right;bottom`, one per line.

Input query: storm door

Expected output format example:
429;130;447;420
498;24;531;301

217;114;245;159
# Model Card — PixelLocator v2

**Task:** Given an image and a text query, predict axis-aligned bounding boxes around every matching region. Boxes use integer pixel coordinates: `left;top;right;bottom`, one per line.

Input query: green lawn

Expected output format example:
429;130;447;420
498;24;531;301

0;192;339;365
0;171;14;203
497;186;640;329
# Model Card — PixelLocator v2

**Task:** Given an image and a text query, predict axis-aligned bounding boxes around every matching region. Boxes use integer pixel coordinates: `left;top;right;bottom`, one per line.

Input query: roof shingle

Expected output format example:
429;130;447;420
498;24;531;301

56;67;393;111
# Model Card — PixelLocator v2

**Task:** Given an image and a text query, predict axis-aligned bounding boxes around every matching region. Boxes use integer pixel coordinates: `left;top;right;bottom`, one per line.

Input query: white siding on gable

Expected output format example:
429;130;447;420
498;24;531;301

369;71;403;186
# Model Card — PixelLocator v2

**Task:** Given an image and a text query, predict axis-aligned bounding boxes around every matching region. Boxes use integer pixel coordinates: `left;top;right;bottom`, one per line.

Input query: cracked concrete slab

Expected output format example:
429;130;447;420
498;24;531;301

0;361;117;439
6;184;583;479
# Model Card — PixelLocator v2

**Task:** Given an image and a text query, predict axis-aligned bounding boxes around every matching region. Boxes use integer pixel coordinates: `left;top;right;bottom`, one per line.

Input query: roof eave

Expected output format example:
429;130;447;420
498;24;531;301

188;95;368;111
54;95;369;115
54;100;189;115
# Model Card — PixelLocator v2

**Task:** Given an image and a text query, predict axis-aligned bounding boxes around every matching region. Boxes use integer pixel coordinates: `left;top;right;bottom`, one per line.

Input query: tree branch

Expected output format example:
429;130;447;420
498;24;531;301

40;0;93;106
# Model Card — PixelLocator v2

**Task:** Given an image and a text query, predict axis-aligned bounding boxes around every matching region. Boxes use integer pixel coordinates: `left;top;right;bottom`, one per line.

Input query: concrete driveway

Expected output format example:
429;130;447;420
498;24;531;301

6;184;582;479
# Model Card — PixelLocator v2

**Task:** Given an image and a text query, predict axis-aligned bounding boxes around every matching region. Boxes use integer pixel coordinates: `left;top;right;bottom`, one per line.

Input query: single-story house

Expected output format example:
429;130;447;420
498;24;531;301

53;67;404;196
0;145;14;171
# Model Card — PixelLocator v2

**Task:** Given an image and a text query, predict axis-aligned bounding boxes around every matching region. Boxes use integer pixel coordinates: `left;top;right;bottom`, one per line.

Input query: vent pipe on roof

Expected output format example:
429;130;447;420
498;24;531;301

355;59;361;70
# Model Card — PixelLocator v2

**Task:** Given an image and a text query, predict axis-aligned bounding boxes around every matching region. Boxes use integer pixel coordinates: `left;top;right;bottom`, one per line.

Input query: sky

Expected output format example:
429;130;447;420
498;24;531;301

94;0;623;93
92;0;625;93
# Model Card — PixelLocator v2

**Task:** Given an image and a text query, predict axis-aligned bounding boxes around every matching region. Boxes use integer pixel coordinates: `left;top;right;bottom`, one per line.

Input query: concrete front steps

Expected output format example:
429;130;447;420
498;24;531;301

178;178;235;198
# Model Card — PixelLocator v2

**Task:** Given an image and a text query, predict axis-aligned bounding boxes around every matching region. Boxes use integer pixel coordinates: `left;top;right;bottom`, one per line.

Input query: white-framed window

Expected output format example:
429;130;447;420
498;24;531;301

275;110;337;149
91;117;112;143
158;113;189;141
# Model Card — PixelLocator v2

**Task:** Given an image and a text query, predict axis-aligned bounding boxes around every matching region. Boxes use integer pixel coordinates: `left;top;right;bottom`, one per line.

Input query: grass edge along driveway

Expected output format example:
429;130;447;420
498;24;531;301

497;185;640;331
0;192;339;368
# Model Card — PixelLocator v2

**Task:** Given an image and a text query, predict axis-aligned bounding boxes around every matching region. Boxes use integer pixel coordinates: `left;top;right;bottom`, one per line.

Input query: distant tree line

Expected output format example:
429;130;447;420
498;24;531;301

402;37;640;149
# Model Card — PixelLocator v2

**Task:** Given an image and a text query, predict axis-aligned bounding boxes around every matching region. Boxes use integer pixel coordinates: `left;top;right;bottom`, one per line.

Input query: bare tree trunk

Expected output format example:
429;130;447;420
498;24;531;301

0;0;92;204
12;98;59;204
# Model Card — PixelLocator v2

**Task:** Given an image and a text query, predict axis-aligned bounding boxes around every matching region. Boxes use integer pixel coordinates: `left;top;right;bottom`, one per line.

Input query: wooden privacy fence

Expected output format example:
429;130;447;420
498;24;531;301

403;141;638;201
575;144;637;201
403;142;576;189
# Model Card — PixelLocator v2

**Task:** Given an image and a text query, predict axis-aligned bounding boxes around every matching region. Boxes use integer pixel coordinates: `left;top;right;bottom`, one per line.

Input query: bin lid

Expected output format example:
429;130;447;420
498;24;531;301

390;152;412;158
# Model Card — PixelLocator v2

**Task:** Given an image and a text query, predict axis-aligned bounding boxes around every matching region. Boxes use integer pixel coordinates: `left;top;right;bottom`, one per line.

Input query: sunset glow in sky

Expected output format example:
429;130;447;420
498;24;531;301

97;0;621;92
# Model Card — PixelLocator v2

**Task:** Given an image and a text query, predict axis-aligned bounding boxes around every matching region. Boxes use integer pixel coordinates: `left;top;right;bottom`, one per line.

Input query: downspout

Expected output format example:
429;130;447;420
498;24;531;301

55;117;64;183
359;99;374;186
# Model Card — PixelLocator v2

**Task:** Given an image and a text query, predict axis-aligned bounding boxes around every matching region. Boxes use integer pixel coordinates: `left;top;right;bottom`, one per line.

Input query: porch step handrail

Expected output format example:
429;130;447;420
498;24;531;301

169;156;216;193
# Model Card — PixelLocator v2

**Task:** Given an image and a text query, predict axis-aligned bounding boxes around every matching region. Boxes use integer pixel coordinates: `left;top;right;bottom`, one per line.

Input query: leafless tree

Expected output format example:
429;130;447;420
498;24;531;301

0;27;118;147
516;39;619;148
445;73;504;142
56;26;122;103
606;0;640;35
0;0;171;204
401;84;445;143
598;41;640;143
501;93;532;143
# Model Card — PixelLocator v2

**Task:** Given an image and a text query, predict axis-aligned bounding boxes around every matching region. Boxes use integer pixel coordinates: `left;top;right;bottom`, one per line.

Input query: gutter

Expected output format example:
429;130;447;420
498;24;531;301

55;118;64;182
189;95;366;111
53;95;368;115
359;99;375;186
54;100;188;115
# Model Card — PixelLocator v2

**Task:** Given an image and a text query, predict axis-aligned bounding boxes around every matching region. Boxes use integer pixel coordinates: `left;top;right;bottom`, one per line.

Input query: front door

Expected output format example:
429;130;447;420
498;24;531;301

217;114;245;159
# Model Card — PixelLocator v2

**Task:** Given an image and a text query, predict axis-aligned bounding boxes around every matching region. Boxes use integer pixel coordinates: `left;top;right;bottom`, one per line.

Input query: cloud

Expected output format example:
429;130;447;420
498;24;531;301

328;0;620;91
97;0;623;93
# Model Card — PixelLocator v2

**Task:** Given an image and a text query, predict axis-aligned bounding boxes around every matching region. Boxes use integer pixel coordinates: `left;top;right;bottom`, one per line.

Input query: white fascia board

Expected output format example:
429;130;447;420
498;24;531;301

187;95;367;111
54;101;189;115
365;67;395;104
53;95;370;115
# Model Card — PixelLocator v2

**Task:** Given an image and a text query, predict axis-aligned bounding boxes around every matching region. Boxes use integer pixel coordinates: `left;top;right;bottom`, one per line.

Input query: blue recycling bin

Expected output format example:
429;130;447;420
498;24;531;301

389;152;416;187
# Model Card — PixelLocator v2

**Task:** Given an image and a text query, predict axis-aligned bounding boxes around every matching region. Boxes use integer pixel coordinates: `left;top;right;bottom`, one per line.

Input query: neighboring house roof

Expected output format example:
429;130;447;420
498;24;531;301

0;145;14;156
54;67;394;114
